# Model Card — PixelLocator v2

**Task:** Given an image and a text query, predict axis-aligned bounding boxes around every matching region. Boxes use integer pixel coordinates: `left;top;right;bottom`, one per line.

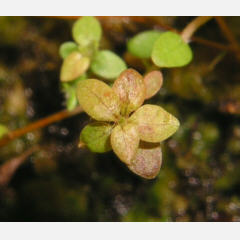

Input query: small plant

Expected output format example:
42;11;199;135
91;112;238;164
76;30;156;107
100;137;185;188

56;16;203;179
0;16;215;180
77;69;179;179
59;16;127;110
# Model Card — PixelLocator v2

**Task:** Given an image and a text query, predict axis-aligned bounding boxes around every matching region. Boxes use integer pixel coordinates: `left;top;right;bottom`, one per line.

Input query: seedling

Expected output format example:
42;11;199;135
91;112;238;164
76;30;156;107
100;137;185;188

77;69;179;179
59;16;127;110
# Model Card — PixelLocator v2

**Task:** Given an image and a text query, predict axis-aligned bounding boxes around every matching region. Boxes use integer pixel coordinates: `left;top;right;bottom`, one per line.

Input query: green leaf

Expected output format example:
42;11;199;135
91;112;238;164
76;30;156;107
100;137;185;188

128;142;162;179
0;124;8;139
62;74;87;111
127;30;162;58
130;104;180;142
143;70;163;99
111;123;139;165
91;50;127;80
151;31;193;68
60;52;90;82
72;16;102;49
59;41;78;59
63;86;77;111
80;122;112;153
112;69;145;116
77;79;121;121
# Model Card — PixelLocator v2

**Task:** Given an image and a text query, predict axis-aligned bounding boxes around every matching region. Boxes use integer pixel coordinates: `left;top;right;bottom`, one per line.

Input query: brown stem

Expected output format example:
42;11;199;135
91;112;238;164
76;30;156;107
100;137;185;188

0;145;39;188
0;106;83;148
215;16;240;61
191;36;234;51
181;16;213;43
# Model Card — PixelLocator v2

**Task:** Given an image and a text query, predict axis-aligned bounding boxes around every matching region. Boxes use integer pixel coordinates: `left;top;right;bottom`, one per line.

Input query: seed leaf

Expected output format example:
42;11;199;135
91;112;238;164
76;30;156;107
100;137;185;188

143;70;163;99
77;79;120;121
59;41;78;59
111;123;139;165
72;16;102;49
80;122;112;153
152;31;193;68
130;104;180;142
60;52;90;82
112;69;145;116
127;30;162;58
91;50;127;80
128;142;162;179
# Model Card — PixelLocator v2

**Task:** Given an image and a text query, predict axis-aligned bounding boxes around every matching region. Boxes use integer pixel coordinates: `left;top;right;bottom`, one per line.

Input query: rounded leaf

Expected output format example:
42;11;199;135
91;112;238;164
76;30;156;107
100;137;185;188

59;41;78;59
91;50;127;80
112;69;145;116
80;122;112;153
151;31;193;68
143;70;163;99
111;123;139;165
60;52;90;82
130;104;180;142
127;30;162;58
77;79;120;121
72;16;102;48
128;142;162;179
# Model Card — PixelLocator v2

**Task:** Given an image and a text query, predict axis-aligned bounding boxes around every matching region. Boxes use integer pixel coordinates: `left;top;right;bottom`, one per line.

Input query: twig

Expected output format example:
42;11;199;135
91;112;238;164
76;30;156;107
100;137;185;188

215;16;240;61
0;146;39;188
181;16;213;43
191;36;233;51
0;106;83;148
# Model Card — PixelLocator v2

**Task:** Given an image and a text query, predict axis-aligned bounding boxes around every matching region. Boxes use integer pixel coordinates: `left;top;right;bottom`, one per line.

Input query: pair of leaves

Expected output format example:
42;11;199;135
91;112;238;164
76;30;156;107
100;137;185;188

76;68;147;121
60;17;127;82
128;30;193;68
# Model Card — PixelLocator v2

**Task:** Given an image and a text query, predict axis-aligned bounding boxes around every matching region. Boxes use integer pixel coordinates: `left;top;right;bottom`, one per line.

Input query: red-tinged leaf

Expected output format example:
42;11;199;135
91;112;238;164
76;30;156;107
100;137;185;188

143;70;163;99
130;104;180;142
112;69;145;116
111;123;139;165
128;142;162;179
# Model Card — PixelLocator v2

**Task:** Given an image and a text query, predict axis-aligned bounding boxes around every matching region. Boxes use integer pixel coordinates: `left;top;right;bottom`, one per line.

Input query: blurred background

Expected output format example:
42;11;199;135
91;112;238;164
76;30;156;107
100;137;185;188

0;16;240;221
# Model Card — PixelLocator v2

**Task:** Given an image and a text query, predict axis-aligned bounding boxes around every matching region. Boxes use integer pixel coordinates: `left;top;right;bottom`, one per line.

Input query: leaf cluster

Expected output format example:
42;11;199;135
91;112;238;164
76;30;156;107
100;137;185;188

59;16;127;110
77;69;179;179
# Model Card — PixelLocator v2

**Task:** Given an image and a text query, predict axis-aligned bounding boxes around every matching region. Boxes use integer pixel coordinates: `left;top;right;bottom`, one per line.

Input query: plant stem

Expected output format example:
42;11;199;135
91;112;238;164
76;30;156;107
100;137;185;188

215;16;240;61
0;107;83;148
181;16;213;43
0;145;39;188
192;36;233;51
